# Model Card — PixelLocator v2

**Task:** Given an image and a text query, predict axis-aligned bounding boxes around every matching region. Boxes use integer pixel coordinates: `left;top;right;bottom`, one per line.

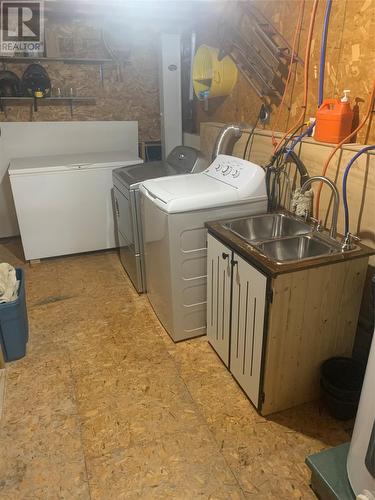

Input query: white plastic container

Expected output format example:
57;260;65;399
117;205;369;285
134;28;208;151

347;330;375;496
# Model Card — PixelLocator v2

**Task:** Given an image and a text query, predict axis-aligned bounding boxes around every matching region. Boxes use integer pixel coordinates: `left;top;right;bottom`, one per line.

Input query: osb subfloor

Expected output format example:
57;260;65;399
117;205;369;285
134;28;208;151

0;239;352;499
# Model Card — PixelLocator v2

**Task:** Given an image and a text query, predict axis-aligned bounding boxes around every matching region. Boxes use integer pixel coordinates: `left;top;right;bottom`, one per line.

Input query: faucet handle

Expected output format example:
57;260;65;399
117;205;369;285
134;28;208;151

349;233;361;242
310;217;323;231
342;232;361;251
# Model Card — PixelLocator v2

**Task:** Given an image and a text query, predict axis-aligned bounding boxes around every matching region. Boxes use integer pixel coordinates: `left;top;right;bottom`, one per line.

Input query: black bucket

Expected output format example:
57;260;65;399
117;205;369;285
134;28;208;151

320;357;365;420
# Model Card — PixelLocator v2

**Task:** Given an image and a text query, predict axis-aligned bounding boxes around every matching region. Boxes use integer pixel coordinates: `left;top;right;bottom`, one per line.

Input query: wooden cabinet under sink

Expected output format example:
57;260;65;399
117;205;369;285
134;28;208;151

206;233;369;415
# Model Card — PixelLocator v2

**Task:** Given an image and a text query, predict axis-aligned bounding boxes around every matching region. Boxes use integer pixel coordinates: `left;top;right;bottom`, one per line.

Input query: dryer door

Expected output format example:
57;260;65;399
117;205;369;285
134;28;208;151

113;186;134;248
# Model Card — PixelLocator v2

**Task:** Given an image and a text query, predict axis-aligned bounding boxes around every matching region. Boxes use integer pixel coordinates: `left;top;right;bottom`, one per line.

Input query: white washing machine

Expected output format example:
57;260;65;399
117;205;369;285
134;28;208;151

139;154;267;342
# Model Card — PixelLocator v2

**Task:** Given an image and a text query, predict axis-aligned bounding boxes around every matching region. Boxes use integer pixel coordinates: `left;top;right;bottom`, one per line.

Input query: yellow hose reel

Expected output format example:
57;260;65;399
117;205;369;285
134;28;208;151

193;45;238;101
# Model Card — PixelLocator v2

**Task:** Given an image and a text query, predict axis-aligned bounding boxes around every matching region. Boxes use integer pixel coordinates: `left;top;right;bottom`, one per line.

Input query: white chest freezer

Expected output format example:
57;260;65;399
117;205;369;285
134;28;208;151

9;151;143;261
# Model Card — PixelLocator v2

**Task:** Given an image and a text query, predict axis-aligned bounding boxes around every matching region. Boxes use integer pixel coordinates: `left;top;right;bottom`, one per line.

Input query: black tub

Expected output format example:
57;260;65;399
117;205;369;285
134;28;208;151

320;357;365;420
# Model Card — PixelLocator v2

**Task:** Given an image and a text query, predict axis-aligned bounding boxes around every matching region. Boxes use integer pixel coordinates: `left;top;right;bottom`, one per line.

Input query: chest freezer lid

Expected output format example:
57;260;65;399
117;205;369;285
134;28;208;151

8;150;143;175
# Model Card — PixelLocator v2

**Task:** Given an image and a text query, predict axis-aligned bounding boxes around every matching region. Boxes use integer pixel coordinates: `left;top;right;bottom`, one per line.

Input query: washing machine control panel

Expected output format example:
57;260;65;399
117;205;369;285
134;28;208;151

204;154;264;190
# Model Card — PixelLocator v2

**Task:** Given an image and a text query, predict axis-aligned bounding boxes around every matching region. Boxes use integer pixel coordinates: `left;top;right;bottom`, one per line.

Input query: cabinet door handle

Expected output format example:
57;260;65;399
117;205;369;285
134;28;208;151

231;259;238;267
222;252;229;260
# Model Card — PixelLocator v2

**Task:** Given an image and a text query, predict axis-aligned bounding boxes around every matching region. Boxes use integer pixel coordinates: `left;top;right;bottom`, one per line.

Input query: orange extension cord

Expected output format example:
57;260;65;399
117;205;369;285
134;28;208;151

271;0;305;148
314;79;375;218
274;0;319;154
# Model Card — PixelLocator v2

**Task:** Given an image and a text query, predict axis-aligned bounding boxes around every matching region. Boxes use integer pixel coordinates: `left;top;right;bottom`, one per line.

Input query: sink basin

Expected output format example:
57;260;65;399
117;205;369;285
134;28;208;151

225;213;311;242
258;235;340;263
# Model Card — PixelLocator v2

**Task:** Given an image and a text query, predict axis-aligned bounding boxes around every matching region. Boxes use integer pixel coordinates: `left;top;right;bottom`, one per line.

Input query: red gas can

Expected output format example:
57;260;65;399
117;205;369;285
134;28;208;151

315;91;354;144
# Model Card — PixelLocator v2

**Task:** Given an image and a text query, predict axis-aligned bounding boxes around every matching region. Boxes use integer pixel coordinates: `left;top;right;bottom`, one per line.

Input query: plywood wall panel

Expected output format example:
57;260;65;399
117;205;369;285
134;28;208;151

0;21;161;142
194;0;375;144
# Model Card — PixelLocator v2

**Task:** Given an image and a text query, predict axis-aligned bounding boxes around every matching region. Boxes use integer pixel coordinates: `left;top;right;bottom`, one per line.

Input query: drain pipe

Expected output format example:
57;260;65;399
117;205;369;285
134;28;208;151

211;123;243;161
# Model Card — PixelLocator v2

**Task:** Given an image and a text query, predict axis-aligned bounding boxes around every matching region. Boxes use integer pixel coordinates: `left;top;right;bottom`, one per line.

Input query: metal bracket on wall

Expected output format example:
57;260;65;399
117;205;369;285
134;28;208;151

99;64;104;87
0;96;95;120
218;3;304;105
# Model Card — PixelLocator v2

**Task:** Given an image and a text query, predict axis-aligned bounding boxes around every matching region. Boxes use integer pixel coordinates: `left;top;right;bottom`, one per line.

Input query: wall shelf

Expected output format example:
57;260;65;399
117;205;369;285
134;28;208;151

0;96;95;101
0;57;114;64
0;96;96;116
0;56;119;85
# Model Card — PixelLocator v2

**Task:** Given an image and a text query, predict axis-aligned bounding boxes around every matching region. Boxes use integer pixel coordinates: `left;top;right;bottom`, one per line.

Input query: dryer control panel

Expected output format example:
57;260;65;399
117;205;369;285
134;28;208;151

203;154;265;191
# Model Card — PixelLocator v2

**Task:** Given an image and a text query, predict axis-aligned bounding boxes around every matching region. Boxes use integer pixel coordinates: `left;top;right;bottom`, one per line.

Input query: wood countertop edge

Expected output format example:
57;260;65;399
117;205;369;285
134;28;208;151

206;221;375;278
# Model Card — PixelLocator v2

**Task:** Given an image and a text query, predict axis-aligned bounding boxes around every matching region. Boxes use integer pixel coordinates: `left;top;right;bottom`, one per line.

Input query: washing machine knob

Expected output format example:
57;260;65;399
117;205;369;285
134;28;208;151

215;163;222;171
232;169;240;178
222;165;232;175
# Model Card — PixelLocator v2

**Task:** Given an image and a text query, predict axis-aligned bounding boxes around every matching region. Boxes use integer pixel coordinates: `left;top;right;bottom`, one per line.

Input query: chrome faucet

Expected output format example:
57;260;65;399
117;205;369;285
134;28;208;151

301;176;340;240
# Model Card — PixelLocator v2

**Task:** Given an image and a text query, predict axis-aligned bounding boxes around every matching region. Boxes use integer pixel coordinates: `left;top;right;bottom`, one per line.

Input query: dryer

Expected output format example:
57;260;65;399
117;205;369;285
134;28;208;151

112;146;207;292
140;154;267;342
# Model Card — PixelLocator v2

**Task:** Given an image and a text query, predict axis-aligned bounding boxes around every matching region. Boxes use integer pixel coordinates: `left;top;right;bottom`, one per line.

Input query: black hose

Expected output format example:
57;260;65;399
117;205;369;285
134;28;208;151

286;150;309;186
265;144;309;211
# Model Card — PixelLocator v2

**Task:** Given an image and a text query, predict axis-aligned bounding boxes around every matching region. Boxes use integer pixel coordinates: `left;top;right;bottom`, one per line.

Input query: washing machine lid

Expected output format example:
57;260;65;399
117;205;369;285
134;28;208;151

140;154;267;213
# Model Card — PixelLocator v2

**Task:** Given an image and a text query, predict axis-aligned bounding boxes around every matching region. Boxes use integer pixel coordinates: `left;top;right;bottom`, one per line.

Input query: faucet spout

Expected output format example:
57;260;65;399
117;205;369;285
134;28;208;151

301;176;340;239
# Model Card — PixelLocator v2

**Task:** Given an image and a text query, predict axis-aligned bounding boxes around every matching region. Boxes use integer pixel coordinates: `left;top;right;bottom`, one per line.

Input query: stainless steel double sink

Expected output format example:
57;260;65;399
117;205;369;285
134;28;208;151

224;212;344;264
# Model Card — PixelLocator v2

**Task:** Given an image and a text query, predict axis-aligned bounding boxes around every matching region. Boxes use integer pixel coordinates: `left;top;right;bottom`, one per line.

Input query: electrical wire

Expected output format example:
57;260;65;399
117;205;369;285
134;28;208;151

274;0;319;154
364;101;375;145
243;105;264;160
271;0;305;148
315;79;375;218
342;145;375;235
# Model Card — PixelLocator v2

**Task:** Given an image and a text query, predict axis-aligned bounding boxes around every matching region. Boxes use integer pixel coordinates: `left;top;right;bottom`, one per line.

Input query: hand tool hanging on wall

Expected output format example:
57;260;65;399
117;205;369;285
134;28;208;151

271;0;304;148
217;2;304;105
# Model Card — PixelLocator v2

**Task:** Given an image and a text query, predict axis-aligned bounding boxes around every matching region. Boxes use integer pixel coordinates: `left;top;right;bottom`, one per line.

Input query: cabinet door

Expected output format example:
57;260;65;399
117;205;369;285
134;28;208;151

207;234;232;366
230;253;267;407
